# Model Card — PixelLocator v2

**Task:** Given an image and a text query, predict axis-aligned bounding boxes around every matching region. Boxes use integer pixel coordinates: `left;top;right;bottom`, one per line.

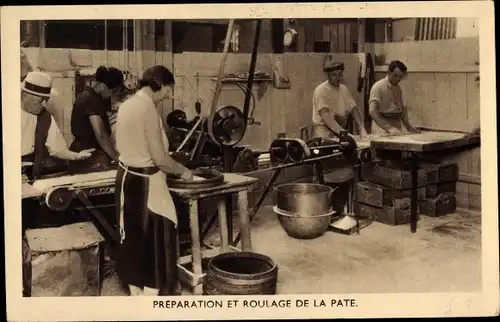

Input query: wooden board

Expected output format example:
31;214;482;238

169;173;259;200
370;130;480;152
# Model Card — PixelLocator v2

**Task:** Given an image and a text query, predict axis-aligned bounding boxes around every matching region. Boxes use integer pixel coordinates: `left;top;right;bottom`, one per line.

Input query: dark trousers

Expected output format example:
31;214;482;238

326;180;353;214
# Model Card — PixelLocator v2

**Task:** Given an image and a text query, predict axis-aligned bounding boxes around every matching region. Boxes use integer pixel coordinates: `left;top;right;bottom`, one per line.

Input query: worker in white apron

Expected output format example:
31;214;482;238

312;60;368;217
368;60;420;135
114;65;193;296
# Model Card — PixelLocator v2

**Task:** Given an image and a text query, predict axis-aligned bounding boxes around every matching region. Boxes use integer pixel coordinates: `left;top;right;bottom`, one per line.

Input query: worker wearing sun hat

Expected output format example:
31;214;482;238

311;58;367;218
21;71;94;298
21;71;94;179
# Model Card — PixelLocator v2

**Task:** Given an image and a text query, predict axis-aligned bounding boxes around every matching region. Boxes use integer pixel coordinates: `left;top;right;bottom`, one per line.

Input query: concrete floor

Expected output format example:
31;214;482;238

32;206;482;296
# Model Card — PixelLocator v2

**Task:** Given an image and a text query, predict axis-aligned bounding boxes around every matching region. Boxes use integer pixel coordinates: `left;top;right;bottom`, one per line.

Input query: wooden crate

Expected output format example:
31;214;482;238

361;161;427;189
356;181;426;209
418;193;457;217
354;202;420;226
421;161;459;184
426;181;457;198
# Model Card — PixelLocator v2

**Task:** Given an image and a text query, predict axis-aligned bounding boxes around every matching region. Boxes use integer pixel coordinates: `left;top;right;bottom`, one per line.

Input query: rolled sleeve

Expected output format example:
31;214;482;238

313;87;330;114
369;82;383;104
341;85;357;112
45;117;68;155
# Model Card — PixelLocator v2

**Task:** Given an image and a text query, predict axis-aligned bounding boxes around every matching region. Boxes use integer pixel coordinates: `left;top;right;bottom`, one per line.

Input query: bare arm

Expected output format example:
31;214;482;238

89;115;118;161
319;108;344;134
144;108;190;176
369;101;393;132
46;117;94;160
343;87;367;137
52;149;94;161
401;105;418;132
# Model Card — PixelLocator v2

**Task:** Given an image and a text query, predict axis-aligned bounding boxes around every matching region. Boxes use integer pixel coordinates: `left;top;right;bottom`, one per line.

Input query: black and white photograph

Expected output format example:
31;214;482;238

3;2;498;321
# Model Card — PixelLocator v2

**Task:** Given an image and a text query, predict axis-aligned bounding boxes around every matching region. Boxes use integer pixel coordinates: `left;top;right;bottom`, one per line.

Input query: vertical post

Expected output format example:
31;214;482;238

222;146;234;242
357;19;366;53
104;20;108;66
218;198;229;252
410;152;419;233
384;19;393;43
39;20;46;48
188;199;203;295
237;190;252;251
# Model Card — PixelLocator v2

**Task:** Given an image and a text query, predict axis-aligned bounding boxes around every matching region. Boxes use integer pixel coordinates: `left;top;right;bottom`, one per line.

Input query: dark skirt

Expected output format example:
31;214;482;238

114;165;180;294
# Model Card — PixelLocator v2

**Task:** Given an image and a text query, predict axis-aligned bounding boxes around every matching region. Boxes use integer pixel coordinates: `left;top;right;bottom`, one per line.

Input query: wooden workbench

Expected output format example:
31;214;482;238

368;130;480;233
169;172;259;295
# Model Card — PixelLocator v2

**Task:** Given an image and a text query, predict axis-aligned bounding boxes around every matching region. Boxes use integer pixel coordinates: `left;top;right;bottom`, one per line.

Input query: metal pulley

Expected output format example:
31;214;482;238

338;131;358;159
286;139;311;163
207;106;246;146
269;139;288;166
45;186;74;211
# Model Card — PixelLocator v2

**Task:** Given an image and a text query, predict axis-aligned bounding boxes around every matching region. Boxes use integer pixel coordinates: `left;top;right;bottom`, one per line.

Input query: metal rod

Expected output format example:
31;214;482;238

75;190;121;244
104;20;108;66
242;152;346;176
176;116;205;152
242;20;262;126
210;19;235;116
232;167;282;247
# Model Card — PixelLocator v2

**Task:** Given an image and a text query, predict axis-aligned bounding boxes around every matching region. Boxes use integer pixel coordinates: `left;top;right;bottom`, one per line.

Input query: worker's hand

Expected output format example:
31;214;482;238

74;149;95;160
387;127;401;135
360;129;369;139
180;169;194;181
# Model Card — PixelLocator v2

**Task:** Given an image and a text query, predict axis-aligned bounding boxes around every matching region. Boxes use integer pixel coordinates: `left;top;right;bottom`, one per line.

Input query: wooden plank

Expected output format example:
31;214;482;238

449;73;469;132
469;147;481;177
466;73;480;131
419;73;436;127
456;181;470;209
432;74;451;130
330;24;338;53
345;23;352;53
369;131;480;152
468;182;481;210
337;23;346;53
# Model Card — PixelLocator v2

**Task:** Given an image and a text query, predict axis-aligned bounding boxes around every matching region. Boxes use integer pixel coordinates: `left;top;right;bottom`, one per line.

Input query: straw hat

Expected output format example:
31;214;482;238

323;60;345;73
21;71;52;98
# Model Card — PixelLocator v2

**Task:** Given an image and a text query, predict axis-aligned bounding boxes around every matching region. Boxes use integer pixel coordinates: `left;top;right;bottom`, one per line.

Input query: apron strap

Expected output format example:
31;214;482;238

33;110;51;180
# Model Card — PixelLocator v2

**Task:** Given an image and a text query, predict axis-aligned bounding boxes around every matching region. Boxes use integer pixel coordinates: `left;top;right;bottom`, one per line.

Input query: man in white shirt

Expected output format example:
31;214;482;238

311;60;367;217
368;60;419;135
21;71;93;179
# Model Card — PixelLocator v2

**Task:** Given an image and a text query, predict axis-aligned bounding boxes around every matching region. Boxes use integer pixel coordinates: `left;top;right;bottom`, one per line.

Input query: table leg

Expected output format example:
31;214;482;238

218;198;229;253
410;152;419;233
188;199;203;295
225;195;233;242
237;190;252;251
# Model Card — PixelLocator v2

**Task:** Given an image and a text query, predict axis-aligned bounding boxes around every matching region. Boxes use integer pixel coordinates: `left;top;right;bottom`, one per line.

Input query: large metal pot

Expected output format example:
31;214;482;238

274;183;334;215
273;183;335;239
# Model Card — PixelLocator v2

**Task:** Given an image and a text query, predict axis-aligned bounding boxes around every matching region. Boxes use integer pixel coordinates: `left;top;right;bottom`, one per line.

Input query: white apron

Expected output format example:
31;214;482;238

118;163;178;244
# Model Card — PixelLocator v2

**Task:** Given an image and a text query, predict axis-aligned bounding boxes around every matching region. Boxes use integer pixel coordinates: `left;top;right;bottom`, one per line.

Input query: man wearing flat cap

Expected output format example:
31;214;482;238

311;59;367;217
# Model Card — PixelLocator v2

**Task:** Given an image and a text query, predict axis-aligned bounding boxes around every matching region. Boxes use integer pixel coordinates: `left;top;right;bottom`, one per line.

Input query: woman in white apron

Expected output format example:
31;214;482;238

114;65;193;296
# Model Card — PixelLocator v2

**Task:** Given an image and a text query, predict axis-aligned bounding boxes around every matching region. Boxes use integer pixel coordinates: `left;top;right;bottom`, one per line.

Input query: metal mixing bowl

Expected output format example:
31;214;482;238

273;183;335;239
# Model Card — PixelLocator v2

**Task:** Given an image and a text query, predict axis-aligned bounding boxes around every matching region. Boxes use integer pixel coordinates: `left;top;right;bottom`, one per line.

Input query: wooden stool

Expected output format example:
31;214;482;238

24;221;105;297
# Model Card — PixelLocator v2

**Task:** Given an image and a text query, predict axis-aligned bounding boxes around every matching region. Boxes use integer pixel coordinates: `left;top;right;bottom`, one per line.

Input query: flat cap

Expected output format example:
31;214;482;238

323;61;345;72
